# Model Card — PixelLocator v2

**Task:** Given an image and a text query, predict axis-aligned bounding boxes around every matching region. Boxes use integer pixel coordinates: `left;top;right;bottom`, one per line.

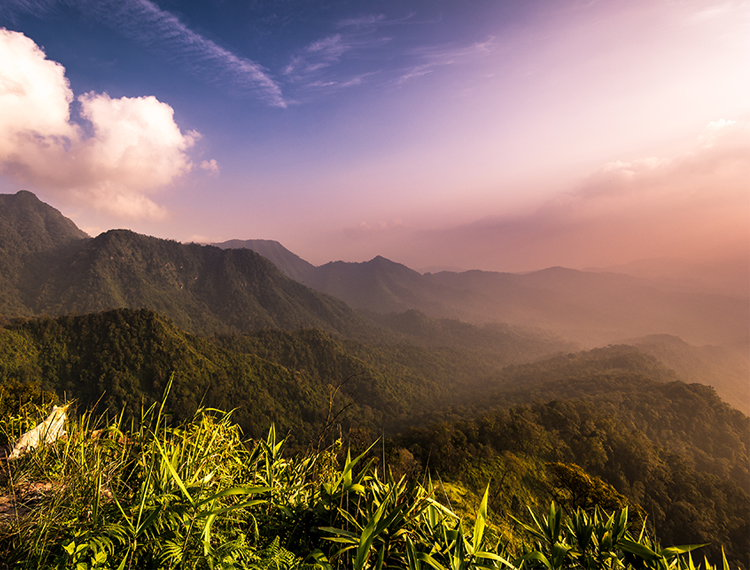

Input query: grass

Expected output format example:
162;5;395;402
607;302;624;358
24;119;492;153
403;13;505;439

0;378;738;569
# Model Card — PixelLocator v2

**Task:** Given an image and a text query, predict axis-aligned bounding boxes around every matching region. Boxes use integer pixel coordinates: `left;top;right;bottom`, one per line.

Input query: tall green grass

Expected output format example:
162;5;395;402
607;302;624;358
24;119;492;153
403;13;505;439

0;379;736;569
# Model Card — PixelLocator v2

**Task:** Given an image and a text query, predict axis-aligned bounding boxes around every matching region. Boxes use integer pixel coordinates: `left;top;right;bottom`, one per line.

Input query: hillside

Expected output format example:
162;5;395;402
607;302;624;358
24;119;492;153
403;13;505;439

0;309;443;443
398;392;749;567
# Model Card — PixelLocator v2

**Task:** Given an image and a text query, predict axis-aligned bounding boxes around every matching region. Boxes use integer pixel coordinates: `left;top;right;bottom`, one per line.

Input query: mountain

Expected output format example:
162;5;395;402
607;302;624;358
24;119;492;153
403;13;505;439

0;192;373;338
217;236;747;347
212;239;316;283
0;190;88;257
304;256;475;316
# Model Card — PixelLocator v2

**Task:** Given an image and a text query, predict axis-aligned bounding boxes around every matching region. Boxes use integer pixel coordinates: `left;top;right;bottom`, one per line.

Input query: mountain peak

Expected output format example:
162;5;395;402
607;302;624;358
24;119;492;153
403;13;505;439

0;190;89;256
212;238;316;282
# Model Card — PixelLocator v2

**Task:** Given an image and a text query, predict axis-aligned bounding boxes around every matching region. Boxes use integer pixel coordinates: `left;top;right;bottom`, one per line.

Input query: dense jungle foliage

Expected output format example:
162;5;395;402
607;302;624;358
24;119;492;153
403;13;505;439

0;309;571;444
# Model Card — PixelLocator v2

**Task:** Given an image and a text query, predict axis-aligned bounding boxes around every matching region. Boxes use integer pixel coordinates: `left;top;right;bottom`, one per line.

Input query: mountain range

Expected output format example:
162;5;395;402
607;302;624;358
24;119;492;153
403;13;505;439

1;191;749;566
2;190;748;413
215;238;748;348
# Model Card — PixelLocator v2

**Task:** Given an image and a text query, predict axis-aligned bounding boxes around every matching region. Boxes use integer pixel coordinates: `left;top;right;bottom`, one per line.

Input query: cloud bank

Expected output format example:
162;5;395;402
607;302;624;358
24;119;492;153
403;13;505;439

434;119;749;269
0;28;199;219
335;119;749;274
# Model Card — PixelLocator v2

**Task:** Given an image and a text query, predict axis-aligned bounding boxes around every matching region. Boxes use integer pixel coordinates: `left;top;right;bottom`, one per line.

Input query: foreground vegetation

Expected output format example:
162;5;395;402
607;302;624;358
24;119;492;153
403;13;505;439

0;309;748;568
0;386;740;570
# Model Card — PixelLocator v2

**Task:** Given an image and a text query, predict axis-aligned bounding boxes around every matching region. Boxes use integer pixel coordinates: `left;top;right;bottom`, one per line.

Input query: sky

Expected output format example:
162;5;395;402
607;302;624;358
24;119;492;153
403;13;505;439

0;0;748;276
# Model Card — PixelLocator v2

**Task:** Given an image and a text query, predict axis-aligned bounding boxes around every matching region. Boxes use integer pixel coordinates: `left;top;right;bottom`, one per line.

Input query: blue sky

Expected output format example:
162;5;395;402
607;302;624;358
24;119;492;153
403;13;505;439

0;0;748;273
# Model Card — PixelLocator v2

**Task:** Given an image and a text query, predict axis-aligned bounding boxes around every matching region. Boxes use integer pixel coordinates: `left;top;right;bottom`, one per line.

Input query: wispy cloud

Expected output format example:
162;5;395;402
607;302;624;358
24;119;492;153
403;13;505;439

305;72;380;92
283;34;350;77
396;38;494;84
2;0;287;107
284;33;391;81
337;14;387;29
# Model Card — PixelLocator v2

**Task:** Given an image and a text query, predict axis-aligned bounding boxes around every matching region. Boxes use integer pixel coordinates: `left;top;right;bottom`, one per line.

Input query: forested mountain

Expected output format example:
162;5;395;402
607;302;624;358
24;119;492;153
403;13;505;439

0;308;567;443
0;192;375;338
4;191;746;351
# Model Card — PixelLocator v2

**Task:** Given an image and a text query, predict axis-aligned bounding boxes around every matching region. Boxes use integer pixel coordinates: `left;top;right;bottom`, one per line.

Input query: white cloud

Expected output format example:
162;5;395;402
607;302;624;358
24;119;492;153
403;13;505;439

0;28;76;154
200;159;219;175
0;28;198;219
698;118;740;147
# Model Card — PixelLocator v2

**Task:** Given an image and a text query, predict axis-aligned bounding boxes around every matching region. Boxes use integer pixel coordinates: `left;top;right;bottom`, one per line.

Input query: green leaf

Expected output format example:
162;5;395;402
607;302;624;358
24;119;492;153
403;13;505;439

154;436;194;505
472;484;490;554
354;495;390;570
522;551;552;570
619;539;659;561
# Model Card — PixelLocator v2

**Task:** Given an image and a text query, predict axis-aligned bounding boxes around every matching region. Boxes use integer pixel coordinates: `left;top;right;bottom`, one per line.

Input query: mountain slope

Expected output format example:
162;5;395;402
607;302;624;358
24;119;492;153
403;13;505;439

0;308;536;442
0;190;88;256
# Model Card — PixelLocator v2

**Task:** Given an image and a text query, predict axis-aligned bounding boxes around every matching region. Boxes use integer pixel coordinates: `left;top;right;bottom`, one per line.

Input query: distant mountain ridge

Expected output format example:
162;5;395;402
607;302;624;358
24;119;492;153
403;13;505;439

213;239;316;283
222;240;748;347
